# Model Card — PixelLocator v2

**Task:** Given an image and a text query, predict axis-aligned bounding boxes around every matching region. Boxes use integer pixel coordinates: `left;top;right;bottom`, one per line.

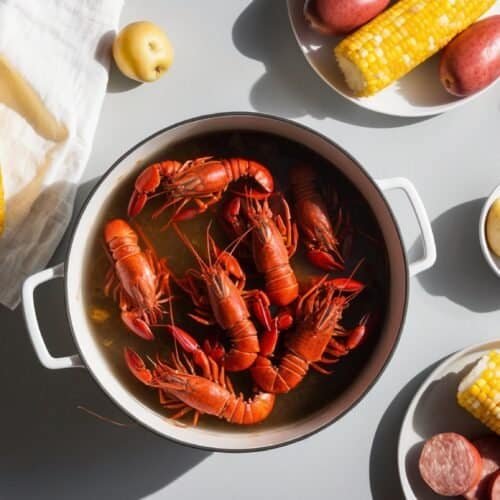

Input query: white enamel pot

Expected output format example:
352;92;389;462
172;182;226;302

22;113;436;452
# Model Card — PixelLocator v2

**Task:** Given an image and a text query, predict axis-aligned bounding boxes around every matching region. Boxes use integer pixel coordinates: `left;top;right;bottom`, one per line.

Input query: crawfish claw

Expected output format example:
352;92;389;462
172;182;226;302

165;325;199;352
127;191;148;218
344;314;370;350
124;347;153;384
121;312;155;340
165;325;211;375
202;338;225;365
306;249;344;271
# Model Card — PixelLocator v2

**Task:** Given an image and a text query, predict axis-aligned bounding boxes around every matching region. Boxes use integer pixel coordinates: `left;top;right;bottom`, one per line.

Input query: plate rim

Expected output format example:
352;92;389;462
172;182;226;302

286;0;499;118
397;339;500;499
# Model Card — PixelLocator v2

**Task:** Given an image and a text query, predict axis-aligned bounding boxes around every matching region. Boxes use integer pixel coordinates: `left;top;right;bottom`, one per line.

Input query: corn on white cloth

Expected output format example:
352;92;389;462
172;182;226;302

0;0;122;309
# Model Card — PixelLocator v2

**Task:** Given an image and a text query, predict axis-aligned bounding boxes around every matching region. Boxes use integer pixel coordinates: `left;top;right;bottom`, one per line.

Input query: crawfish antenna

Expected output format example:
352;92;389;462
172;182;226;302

206;221;214;268
160;198;190;232
172;223;208;272
215;224;254;267
297;273;329;310
343;258;366;303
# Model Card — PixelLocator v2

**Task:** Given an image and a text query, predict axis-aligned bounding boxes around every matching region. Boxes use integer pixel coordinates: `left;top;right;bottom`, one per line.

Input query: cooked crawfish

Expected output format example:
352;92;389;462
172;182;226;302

173;224;272;372
250;275;367;394
223;194;299;307
103;219;172;340
290;164;344;271
124;326;275;425
128;157;274;222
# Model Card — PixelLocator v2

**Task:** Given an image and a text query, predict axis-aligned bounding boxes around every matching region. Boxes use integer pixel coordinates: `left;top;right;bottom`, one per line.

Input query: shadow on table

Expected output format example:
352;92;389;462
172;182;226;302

232;0;426;128
411;198;500;313
107;59;142;94
369;360;443;500
0;178;209;500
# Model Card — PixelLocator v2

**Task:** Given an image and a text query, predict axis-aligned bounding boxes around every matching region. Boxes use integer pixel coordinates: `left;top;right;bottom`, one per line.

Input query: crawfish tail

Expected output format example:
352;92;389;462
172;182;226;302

289;164;319;201
224;319;259;372
222;391;276;424
250;353;309;394
224;158;274;192
264;263;299;307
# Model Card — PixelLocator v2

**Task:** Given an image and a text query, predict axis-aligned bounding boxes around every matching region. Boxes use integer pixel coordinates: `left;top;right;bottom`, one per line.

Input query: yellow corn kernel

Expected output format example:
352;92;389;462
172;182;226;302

458;350;500;435
335;0;496;96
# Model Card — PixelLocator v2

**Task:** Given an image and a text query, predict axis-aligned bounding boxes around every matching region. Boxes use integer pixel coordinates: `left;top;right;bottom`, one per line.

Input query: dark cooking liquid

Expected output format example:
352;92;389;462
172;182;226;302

84;131;389;431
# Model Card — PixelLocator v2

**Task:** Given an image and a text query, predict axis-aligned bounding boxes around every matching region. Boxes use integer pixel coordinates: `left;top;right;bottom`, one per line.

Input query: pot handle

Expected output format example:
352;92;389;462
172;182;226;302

22;263;84;370
377;177;436;277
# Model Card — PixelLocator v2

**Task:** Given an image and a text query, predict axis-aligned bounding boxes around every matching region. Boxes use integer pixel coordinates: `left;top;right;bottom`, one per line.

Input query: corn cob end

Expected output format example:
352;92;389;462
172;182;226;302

457;350;500;435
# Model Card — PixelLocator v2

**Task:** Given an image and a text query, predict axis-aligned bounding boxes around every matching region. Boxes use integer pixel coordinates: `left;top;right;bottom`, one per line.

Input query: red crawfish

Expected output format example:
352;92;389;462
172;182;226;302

290;164;345;271
173;224;273;372
124;325;275;426
103;219;172;340
223;194;299;307
250;274;368;394
128;157;275;222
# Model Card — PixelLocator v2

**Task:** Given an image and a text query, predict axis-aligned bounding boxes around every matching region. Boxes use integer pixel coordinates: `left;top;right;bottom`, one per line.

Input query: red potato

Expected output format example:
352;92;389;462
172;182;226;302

304;0;390;36
440;16;500;97
419;433;483;497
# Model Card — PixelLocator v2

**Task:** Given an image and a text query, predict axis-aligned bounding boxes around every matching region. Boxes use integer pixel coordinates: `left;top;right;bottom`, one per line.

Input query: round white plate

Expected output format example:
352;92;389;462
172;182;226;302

398;340;500;500
287;0;500;117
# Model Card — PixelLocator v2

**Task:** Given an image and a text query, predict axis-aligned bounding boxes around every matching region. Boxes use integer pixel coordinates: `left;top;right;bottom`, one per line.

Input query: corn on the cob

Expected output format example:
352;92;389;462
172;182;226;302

335;0;496;97
457;350;500;435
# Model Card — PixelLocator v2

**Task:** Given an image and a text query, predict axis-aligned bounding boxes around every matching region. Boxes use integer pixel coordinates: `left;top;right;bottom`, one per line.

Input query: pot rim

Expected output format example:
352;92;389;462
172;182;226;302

64;111;409;452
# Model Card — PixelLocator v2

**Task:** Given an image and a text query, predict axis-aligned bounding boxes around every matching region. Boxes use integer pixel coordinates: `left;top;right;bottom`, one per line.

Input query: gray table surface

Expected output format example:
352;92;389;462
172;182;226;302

3;1;500;499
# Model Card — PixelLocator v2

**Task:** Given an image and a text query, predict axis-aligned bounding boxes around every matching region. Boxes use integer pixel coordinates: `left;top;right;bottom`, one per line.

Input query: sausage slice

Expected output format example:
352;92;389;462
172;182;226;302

465;436;500;500
490;470;500;500
419;433;482;496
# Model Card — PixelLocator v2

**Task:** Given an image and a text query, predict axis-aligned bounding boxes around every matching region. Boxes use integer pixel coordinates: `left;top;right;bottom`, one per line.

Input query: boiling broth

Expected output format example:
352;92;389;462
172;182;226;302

84;131;389;431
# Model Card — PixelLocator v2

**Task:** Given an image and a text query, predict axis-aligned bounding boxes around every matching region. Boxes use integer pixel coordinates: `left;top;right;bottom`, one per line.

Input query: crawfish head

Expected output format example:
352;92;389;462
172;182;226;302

299;283;348;331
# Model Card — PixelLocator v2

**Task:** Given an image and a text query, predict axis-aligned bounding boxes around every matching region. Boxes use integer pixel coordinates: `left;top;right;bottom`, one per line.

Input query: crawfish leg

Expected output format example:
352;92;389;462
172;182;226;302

243;289;272;331
274;199;299;257
174;192;223;221
208;234;246;290
104;266;117;297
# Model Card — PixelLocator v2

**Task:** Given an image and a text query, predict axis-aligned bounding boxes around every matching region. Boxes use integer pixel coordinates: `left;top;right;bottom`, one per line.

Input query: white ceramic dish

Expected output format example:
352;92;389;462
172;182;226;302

479;184;500;277
398;340;500;500
287;0;500;118
22;113;436;452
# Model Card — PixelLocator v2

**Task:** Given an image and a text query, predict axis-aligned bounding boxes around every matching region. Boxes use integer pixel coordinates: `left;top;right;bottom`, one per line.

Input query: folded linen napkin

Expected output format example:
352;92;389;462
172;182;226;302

0;0;123;309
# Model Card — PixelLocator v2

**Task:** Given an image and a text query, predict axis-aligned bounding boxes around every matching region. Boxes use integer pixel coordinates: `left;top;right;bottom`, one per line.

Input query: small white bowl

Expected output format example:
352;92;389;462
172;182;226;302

479;184;500;278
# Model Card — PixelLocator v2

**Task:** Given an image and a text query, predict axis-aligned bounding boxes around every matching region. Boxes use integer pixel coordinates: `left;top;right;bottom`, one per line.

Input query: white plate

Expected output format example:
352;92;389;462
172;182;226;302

287;0;500;117
398;340;500;500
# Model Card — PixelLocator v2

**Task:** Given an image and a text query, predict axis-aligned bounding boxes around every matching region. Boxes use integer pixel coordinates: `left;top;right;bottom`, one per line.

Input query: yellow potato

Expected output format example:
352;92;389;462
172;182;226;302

112;21;174;83
0;166;4;236
486;198;500;256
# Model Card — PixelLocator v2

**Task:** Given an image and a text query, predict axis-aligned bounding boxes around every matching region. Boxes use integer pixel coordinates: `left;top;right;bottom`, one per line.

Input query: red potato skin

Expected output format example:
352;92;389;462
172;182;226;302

304;0;390;36
440;16;500;97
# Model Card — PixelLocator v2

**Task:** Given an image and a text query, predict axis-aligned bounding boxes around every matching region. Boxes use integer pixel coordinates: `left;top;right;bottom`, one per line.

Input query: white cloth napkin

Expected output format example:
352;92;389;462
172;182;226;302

0;0;122;309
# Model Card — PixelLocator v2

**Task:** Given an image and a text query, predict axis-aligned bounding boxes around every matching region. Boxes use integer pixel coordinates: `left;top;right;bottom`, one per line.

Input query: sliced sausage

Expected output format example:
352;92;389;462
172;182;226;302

490;470;500;500
419;433;482;496
465;436;500;500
